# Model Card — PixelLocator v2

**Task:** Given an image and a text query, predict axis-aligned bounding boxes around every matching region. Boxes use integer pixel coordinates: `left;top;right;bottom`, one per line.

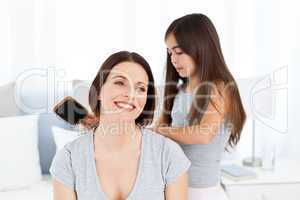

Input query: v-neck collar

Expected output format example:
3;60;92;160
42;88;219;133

89;128;145;200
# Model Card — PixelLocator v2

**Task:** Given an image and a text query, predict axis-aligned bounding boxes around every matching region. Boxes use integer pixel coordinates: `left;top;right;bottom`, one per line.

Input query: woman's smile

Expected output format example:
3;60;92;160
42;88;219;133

114;101;136;111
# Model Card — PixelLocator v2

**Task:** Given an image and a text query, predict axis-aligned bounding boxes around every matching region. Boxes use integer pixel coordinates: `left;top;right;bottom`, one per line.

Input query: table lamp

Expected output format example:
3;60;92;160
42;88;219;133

237;76;273;167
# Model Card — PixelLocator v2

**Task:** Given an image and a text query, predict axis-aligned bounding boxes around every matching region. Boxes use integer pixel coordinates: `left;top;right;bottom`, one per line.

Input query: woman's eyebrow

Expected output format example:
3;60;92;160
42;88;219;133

171;45;180;50
112;75;147;86
167;45;181;52
112;75;127;80
136;82;148;87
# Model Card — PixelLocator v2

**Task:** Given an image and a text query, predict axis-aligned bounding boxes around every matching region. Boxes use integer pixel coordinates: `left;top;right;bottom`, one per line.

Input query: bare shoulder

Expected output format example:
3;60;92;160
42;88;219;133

209;81;230;115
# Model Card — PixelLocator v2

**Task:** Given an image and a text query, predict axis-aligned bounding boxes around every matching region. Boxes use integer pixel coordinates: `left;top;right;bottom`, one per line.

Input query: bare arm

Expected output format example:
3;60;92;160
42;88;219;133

53;179;77;200
165;172;189;200
154;85;228;145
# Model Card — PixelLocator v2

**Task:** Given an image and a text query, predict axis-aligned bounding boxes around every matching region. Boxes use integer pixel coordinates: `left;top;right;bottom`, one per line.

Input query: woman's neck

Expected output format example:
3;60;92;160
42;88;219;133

185;76;200;93
94;118;141;153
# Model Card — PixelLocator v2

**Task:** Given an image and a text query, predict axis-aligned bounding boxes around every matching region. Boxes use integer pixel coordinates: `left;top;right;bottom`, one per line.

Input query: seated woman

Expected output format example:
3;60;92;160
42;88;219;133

50;51;191;200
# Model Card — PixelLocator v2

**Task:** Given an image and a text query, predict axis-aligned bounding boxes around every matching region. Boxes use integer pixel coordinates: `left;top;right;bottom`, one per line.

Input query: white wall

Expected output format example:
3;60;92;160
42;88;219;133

0;1;12;85
1;0;299;160
283;1;300;159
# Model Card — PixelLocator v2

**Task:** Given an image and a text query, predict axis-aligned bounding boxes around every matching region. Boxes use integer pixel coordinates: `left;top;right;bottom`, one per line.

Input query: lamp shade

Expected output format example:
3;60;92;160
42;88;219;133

236;76;273;121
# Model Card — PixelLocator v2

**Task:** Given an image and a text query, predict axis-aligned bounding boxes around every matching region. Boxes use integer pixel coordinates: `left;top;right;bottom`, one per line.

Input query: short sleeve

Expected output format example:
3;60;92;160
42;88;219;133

49;146;75;190
162;138;191;185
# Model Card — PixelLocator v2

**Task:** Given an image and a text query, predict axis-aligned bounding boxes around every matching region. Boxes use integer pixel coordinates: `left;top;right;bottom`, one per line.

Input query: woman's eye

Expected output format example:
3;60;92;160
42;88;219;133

167;49;183;56
175;51;183;55
114;81;124;86
137;87;146;92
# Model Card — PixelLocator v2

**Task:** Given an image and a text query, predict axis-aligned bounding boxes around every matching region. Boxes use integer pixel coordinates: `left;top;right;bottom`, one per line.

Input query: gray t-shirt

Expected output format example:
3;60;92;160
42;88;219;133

50;128;191;200
171;89;230;188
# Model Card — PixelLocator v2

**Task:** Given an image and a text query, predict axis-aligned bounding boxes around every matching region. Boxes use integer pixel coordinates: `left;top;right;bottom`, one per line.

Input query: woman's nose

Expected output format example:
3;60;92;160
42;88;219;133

122;86;134;98
171;54;177;65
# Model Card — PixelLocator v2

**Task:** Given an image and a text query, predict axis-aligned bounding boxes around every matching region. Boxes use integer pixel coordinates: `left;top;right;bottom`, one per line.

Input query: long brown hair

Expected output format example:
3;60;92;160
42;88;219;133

88;51;156;127
161;14;246;147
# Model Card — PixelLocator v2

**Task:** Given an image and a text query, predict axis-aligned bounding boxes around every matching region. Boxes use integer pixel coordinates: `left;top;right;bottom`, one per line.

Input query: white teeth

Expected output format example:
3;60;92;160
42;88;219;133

116;102;134;109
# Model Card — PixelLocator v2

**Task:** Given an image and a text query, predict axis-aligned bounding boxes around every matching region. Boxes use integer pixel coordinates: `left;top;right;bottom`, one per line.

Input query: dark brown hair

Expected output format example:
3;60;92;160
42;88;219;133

89;51;156;127
161;13;246;147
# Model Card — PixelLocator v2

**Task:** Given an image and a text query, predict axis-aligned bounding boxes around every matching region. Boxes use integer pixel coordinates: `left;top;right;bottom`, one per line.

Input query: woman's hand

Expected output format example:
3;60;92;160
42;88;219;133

79;113;99;129
147;126;157;133
147;126;162;134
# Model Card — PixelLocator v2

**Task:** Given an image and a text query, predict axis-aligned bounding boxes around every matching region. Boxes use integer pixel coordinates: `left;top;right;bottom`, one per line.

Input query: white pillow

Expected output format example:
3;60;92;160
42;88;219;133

52;126;81;151
0;82;23;117
0;115;42;191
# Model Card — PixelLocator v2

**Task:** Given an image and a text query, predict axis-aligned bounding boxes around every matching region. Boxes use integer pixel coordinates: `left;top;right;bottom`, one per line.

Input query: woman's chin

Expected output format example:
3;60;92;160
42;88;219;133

177;71;188;78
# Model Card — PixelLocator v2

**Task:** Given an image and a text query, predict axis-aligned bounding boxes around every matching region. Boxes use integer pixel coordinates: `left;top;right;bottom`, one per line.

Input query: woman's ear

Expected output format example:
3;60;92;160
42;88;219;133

98;93;102;102
98;87;104;102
